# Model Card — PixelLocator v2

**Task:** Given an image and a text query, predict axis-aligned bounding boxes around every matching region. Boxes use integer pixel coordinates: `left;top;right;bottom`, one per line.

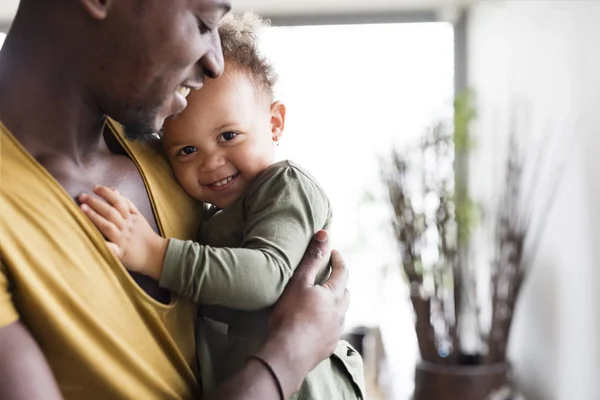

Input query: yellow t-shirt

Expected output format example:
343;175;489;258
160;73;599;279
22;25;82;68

0;119;203;399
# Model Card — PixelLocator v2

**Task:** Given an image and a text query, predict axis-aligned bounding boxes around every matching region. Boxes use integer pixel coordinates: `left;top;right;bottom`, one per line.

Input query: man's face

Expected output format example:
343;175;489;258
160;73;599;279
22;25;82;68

90;0;231;139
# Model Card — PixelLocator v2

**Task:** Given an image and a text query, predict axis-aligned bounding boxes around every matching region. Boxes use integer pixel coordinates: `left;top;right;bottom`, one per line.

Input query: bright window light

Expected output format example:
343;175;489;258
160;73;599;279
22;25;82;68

0;32;6;50
260;22;454;399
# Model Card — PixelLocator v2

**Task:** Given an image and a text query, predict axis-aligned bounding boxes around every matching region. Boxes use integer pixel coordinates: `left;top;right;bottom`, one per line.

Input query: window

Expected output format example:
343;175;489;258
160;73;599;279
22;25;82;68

0;32;6;50
260;22;454;399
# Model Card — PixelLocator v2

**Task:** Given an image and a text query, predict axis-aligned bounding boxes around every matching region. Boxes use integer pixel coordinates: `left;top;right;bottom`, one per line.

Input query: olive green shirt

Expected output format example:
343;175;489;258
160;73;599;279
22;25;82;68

160;160;365;399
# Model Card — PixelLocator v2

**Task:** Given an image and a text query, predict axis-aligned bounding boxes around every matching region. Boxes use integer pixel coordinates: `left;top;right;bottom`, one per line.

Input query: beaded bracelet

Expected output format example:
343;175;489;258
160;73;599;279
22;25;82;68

248;354;285;400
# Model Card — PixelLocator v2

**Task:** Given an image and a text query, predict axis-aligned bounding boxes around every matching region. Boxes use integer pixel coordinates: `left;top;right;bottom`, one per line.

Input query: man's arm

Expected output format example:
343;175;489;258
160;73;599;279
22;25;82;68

0;259;62;399
207;231;350;399
0;231;345;400
204;357;286;400
0;321;63;400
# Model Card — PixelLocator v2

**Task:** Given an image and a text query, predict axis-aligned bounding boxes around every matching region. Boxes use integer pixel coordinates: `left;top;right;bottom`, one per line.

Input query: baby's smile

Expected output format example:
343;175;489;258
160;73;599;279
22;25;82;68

205;172;240;191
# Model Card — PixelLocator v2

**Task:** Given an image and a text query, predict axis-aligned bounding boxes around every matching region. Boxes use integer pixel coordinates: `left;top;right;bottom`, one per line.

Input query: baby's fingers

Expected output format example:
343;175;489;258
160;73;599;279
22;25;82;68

79;193;125;229
105;241;123;260
125;198;141;215
81;203;122;243
106;242;123;260
94;186;130;220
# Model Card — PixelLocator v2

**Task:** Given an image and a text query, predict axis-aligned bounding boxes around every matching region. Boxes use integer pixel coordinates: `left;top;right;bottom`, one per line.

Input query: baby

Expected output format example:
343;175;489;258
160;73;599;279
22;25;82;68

79;13;365;400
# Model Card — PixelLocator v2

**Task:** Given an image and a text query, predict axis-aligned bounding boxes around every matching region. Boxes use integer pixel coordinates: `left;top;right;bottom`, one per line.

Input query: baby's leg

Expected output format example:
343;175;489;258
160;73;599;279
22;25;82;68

292;340;366;400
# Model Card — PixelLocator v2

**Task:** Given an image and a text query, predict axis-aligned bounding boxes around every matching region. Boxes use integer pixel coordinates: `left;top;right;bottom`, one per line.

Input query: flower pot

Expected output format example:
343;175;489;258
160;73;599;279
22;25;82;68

413;361;510;400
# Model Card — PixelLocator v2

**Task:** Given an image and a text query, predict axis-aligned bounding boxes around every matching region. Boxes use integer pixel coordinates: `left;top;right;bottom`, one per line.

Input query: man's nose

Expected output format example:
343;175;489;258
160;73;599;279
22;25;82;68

199;30;224;79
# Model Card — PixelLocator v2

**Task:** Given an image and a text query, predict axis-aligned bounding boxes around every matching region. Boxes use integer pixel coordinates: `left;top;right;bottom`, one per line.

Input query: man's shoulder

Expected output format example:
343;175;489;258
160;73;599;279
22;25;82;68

106;119;203;240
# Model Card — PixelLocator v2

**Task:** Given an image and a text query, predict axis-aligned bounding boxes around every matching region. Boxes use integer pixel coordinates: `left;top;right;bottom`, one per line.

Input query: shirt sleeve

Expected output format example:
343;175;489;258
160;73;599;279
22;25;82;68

0;261;19;327
159;162;331;311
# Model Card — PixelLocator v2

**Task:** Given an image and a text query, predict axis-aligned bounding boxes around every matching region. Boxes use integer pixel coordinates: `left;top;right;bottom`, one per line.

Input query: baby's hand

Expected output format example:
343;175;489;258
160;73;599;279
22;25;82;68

78;186;167;280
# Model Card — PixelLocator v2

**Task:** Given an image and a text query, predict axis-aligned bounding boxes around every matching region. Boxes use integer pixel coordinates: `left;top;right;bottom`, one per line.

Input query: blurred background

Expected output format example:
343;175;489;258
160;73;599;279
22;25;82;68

2;1;599;399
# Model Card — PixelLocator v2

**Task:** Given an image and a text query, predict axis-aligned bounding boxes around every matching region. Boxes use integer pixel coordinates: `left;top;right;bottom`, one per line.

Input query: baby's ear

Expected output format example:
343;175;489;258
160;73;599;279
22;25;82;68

78;0;113;20
270;101;286;142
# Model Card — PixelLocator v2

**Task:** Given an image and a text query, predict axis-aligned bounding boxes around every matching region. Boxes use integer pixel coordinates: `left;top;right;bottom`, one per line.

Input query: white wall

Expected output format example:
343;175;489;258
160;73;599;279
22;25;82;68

233;0;473;16
0;0;475;25
0;0;17;24
467;2;600;400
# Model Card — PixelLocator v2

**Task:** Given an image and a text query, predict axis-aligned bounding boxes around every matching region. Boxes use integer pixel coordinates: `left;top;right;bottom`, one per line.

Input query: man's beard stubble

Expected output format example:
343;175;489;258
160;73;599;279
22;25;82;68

121;106;162;142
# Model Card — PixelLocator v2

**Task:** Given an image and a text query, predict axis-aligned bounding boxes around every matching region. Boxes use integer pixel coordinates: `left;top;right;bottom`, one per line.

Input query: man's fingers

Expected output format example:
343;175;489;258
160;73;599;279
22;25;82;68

322;250;349;296
94;186;130;219
342;289;350;314
81;204;121;242
336;290;350;330
294;231;330;286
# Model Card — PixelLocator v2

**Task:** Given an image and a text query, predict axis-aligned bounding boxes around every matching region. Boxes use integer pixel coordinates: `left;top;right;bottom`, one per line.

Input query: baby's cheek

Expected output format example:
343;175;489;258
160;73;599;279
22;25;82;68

173;167;197;196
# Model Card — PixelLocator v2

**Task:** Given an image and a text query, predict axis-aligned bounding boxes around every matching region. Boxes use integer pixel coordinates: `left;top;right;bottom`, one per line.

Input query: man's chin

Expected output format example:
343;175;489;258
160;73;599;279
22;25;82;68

122;119;162;142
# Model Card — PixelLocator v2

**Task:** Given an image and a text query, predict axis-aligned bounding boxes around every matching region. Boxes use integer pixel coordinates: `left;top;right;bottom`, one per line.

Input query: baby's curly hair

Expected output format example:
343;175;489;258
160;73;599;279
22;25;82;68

218;12;277;98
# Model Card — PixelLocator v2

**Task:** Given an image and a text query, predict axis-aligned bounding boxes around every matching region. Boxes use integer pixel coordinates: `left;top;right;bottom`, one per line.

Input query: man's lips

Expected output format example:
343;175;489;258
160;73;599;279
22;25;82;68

173;80;204;109
205;173;240;191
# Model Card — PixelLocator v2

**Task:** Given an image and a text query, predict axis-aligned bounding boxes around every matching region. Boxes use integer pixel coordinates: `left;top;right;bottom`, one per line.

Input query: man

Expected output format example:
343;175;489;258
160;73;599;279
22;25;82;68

0;0;350;399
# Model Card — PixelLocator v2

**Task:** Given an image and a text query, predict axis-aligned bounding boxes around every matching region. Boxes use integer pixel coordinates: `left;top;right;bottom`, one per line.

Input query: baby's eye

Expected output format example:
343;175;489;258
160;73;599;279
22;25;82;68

178;146;197;156
218;132;238;143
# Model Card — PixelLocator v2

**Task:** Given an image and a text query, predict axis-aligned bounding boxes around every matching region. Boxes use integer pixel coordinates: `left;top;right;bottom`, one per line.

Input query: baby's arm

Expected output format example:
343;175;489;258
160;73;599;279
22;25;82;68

79;164;331;311
78;186;168;275
160;163;331;311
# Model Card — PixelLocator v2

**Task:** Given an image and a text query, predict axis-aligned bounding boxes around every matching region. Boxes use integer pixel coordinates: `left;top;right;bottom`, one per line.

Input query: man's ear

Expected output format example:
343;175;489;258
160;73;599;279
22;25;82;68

78;0;113;20
270;101;286;143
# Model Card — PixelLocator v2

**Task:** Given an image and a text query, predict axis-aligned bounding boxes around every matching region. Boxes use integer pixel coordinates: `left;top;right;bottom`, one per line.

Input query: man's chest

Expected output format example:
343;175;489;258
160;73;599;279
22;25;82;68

37;152;170;303
40;153;157;230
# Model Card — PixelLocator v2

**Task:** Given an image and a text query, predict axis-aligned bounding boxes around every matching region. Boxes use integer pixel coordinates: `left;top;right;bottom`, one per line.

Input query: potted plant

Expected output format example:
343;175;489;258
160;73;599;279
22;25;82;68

380;92;555;400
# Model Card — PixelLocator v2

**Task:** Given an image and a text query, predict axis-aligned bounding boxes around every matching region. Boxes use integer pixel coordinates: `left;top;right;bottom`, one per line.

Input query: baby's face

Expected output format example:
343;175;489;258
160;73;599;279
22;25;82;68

162;68;278;209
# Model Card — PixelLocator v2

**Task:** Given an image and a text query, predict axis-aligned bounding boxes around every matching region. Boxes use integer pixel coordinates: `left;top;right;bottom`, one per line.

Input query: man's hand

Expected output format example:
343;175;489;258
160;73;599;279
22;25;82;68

257;230;350;396
206;230;350;400
78;186;167;279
